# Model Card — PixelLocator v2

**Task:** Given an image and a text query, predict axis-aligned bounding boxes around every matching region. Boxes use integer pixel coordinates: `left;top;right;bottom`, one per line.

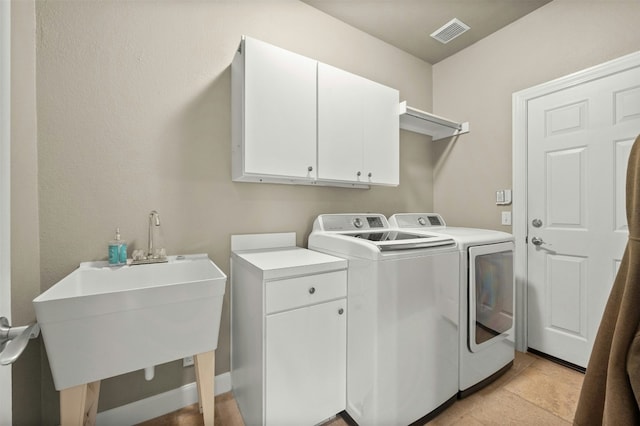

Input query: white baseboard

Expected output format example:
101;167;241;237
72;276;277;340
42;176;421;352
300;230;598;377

95;372;231;426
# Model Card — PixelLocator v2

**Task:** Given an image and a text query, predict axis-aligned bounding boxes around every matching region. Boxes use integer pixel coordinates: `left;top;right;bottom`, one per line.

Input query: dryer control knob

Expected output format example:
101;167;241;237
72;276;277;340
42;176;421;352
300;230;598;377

353;218;363;228
418;217;427;226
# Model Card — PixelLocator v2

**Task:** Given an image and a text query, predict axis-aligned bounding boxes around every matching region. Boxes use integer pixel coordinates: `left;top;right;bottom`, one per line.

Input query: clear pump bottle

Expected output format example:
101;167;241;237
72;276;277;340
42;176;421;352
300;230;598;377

108;228;127;265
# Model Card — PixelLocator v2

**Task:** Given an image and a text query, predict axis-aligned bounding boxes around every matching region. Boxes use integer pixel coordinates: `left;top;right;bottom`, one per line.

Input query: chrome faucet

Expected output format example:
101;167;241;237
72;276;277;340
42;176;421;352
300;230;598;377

148;210;161;258
131;210;167;265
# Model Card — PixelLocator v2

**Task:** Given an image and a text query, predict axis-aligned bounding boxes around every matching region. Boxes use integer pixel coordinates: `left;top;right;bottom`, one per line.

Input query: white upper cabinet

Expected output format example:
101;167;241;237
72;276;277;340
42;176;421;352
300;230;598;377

232;36;399;188
318;63;399;186
232;37;317;182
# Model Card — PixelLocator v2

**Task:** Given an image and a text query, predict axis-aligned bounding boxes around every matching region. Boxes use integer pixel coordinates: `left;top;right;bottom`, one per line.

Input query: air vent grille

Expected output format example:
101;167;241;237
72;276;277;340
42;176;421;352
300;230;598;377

430;18;470;44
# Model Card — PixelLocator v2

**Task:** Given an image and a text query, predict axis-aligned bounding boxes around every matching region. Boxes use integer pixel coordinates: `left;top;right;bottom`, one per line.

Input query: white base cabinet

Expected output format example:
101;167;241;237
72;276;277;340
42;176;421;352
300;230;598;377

231;233;347;426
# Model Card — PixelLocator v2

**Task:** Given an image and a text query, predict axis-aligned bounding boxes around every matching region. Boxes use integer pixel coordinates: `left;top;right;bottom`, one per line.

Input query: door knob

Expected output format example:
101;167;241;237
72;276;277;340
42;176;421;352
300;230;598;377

531;237;545;246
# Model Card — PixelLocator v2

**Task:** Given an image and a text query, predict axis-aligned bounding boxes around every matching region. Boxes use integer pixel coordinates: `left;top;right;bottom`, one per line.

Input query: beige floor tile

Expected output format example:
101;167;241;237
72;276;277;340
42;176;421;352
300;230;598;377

140;352;586;426
472;388;570;425
513;350;539;372
428;393;484;425
213;392;244;426
445;413;485;426
504;363;583;422
529;357;585;388
474;365;520;397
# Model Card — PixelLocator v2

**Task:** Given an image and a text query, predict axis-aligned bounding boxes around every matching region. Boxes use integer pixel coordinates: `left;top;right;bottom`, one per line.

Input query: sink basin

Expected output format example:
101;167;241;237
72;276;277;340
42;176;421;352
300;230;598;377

33;254;226;390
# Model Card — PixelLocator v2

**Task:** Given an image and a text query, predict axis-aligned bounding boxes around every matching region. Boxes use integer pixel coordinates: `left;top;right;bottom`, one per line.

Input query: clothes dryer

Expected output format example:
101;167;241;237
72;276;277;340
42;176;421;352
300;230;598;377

388;213;515;398
309;214;460;425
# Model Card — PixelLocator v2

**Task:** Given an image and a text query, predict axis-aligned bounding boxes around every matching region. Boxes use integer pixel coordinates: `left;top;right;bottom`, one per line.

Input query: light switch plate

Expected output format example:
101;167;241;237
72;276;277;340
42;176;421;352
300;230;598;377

501;211;512;226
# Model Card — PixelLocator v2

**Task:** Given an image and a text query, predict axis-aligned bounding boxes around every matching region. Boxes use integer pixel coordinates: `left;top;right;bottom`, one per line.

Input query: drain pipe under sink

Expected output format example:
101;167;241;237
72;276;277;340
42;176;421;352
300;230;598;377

144;366;155;381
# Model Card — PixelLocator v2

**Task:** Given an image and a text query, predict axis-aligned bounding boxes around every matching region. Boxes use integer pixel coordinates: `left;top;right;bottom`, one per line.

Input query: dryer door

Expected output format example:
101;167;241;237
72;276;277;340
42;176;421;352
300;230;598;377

468;242;514;353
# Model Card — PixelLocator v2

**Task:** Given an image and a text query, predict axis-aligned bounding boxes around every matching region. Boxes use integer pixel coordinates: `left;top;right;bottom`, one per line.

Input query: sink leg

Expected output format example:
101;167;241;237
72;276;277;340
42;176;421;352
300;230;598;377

195;350;215;426
59;380;101;426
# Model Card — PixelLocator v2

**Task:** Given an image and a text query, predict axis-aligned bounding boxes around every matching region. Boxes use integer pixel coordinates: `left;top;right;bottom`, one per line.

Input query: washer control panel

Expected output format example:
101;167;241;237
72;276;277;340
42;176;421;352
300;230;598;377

314;214;388;232
388;213;446;229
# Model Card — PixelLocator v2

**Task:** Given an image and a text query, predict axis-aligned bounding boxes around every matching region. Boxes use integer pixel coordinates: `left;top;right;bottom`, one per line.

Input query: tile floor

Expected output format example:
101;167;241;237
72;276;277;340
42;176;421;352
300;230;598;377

138;351;584;426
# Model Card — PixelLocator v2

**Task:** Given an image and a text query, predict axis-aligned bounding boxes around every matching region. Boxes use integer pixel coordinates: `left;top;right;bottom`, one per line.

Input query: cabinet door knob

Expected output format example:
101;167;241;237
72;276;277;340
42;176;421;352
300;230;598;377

308;287;316;294
338;308;344;315
308;166;313;172
368;172;372;178
356;171;361;177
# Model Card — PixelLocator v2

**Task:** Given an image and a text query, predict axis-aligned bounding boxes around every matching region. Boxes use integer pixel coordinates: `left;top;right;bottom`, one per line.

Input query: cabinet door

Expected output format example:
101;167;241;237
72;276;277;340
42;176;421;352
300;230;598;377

362;79;399;185
317;63;364;182
317;63;399;185
243;37;317;179
265;299;346;426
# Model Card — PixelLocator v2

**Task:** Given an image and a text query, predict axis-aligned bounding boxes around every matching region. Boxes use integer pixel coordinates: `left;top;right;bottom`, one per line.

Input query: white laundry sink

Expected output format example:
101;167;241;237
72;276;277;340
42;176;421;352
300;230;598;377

33;254;226;390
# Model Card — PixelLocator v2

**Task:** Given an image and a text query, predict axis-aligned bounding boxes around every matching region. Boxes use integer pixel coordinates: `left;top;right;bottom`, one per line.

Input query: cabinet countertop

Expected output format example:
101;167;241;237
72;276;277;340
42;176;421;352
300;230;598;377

232;246;347;280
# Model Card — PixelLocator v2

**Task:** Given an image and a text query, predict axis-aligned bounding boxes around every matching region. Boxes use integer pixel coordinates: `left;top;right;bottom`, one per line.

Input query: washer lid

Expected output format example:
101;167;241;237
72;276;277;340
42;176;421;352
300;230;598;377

343;230;455;251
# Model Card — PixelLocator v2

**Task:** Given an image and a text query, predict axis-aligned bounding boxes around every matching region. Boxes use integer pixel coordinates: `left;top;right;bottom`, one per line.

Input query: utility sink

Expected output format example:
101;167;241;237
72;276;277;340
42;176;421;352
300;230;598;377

33;254;226;391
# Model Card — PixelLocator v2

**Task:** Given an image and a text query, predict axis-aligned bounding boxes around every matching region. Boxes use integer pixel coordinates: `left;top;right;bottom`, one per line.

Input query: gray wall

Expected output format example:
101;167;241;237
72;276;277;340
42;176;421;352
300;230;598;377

432;0;640;230
32;0;434;421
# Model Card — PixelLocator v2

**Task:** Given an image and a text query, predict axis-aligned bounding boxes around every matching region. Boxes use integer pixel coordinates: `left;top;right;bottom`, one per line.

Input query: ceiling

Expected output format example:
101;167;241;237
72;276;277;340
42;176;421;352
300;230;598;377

301;0;553;64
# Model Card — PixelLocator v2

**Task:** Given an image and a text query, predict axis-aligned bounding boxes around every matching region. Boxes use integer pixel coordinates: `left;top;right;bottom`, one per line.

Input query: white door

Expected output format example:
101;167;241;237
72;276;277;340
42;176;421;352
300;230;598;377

526;64;640;367
0;0;11;422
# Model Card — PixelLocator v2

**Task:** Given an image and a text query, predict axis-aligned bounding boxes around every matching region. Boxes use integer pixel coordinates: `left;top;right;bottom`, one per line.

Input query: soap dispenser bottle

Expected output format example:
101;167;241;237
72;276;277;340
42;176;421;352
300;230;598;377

109;228;126;265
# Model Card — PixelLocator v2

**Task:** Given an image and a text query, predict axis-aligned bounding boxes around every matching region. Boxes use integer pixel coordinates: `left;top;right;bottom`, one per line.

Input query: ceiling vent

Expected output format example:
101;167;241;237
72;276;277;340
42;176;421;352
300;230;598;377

430;18;470;44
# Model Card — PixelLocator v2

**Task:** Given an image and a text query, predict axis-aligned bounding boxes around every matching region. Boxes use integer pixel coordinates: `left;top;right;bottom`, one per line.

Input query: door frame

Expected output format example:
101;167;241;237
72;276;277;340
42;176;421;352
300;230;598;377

512;50;640;352
0;0;11;421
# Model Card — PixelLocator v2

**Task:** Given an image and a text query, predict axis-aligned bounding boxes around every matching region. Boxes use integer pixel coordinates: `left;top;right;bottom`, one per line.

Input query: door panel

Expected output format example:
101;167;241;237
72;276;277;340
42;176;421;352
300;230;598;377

527;65;640;367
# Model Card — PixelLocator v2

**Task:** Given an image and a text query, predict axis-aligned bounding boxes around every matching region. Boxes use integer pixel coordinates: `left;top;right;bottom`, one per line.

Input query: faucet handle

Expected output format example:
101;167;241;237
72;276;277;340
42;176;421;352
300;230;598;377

153;248;166;260
132;249;146;261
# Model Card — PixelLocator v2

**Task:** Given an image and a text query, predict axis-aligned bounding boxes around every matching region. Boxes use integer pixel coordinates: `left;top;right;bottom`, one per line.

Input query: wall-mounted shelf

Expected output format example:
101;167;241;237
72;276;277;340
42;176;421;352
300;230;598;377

399;101;469;141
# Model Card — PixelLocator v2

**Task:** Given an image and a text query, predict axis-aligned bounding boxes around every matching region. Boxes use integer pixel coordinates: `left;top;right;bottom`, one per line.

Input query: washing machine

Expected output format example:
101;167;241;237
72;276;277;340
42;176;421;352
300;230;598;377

388;213;515;398
308;214;460;426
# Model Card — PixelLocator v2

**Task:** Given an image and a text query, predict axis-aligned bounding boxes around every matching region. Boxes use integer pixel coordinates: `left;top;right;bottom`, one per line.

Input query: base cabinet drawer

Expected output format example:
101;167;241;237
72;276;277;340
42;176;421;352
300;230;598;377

265;270;347;313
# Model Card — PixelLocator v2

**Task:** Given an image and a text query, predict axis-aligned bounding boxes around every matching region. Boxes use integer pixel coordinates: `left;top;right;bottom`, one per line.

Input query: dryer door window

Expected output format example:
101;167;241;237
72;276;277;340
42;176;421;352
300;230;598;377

468;242;514;353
